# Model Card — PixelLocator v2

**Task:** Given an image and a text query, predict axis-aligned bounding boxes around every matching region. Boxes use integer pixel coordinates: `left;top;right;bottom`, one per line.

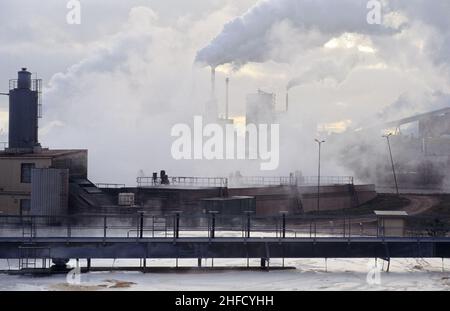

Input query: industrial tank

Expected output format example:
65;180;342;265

8;68;41;150
31;168;69;225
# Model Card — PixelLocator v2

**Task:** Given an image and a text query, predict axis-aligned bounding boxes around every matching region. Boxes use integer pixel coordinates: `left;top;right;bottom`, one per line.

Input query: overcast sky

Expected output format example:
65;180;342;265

0;0;449;184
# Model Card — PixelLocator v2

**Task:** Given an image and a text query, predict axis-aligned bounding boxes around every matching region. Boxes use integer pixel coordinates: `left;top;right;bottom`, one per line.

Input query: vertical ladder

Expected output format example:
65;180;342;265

21;217;36;239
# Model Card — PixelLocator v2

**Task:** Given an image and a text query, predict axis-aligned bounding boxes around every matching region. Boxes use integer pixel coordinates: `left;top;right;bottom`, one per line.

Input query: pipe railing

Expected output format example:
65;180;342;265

0;213;448;240
137;175;354;188
137;176;228;188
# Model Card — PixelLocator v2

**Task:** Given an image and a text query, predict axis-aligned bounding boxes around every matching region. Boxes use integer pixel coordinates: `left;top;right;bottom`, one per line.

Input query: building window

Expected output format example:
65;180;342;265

21;163;35;183
20;199;31;216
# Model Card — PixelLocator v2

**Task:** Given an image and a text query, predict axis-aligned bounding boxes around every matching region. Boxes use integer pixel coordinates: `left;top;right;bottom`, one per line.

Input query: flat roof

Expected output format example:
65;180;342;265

0;149;87;159
374;210;408;216
201;196;254;201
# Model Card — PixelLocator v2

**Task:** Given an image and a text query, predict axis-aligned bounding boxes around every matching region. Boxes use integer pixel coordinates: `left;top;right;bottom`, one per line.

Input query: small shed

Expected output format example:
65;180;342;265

374;210;408;237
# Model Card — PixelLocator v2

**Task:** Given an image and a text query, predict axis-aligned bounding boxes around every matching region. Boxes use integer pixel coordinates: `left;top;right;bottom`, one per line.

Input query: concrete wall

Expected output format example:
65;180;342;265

96;184;376;217
299;184;377;213
0;195;29;215
230;184;377;215
0;157;51;215
0;158;51;192
0;150;86;215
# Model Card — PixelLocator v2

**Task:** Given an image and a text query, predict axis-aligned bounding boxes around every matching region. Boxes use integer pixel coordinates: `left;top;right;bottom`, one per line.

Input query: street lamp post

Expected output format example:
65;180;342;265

383;133;399;196
315;139;325;212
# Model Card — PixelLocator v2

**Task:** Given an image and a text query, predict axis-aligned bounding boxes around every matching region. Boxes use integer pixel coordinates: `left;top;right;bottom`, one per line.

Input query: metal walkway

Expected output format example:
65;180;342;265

1;213;450;264
1;237;450;260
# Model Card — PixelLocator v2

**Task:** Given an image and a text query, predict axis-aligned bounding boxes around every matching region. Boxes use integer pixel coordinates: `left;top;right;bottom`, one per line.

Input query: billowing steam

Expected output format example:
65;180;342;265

196;0;396;68
286;58;359;91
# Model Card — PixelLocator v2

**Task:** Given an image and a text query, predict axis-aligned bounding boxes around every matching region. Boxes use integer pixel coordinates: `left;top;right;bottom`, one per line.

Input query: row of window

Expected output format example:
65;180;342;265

19;164;34;215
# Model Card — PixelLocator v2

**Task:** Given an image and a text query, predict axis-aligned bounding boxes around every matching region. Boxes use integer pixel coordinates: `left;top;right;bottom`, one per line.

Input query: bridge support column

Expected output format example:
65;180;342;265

139;212;144;239
260;258;269;270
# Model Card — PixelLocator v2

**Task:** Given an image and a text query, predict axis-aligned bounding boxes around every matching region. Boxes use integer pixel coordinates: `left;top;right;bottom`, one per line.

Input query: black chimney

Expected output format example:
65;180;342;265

8;68;41;151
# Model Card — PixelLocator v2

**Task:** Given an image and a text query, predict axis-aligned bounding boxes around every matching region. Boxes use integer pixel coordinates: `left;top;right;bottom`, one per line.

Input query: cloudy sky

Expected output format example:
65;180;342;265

0;0;449;185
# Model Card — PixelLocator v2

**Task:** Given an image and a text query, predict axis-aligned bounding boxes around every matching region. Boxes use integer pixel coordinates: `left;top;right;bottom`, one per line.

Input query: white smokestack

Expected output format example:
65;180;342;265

205;66;218;120
285;90;289;112
225;77;229;119
211;66;216;100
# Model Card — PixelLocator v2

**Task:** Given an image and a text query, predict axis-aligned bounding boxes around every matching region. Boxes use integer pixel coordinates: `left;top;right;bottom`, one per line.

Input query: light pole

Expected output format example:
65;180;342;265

315;139;325;212
382;133;399;196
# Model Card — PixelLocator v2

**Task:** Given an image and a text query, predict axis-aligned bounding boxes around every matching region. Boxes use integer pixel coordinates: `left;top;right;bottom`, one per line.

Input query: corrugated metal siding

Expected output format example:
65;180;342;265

31;168;69;220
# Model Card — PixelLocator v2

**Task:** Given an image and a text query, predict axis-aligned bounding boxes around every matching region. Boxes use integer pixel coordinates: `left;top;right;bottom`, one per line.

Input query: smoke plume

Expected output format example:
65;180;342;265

196;0;397;68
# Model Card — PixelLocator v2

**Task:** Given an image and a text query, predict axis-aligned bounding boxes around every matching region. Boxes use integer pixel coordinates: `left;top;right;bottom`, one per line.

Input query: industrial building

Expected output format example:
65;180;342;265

0;67;378;222
0;68;87;216
0;149;87;215
385;108;450;189
334;106;450;190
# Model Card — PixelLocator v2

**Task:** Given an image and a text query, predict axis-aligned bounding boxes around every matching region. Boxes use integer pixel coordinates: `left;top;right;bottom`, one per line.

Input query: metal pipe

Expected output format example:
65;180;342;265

139;212;144;239
103;216;107;239
210;212;216;239
315;139;326;212
173;213;180;239
285;90;289;112
211;67;216;100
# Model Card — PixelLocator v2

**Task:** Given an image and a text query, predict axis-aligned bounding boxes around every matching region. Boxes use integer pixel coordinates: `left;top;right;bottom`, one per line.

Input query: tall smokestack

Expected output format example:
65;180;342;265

285;89;289;112
205;66;218;120
225;77;229;119
211;66;216;100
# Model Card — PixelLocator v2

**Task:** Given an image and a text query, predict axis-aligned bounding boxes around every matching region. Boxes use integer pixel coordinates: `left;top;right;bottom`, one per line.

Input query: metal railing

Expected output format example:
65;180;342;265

9;79;42;119
229;176;354;187
137;176;228;188
137;175;354;188
96;183;126;189
9;79;42;92
0;213;448;240
300;176;354;185
229;176;293;186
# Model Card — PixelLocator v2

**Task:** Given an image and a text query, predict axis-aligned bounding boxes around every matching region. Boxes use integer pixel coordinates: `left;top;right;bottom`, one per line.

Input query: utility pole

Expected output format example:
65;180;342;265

383;133;399;196
315;139;326;212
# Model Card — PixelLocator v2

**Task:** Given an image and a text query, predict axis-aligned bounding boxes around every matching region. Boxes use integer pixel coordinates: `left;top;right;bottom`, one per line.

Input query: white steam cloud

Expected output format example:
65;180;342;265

196;0;397;68
287;57;359;91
